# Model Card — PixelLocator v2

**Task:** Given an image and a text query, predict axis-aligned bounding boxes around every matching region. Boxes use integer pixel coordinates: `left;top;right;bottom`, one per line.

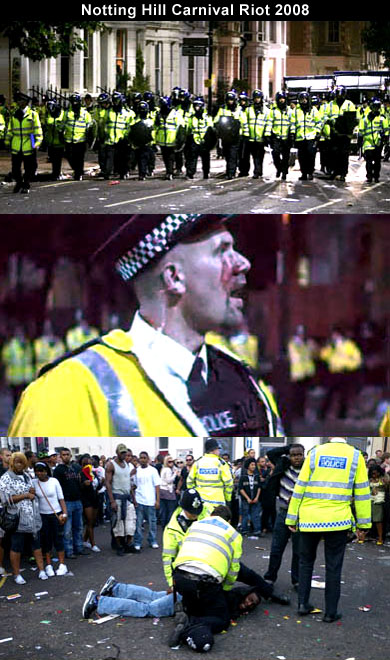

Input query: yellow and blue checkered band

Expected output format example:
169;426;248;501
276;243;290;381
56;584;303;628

115;214;203;281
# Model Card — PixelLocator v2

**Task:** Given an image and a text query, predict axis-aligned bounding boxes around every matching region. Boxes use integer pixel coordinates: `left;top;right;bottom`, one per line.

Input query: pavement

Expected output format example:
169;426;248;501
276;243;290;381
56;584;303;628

0;149;389;214
0;522;389;660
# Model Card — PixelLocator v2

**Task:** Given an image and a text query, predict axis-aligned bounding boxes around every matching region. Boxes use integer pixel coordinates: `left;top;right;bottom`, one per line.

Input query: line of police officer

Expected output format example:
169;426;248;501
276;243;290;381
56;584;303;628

1;86;389;190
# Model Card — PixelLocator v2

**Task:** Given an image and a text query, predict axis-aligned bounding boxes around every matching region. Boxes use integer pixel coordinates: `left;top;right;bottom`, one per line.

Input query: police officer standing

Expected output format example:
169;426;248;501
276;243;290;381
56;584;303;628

127;101;155;181
44;100;65;180
326;86;356;182
154;97;185;180
5;92;43;193
102;91;134;180
264;91;293;181
245;89;268;179
358;97;388;183
291;92;322;181
187;439;233;508
214;91;249;179
62;93;95;180
186;97;215;180
286;437;371;621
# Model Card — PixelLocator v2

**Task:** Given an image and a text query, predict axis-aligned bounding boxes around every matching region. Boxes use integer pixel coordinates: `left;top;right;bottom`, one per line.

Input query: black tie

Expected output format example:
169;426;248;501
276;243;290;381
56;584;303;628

187;356;207;403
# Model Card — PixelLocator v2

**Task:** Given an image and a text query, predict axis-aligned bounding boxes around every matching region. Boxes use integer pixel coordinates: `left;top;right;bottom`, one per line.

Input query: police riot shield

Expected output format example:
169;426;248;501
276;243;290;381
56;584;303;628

129;120;153;147
215;116;241;144
203;126;218;150
334;111;357;137
174;125;187;152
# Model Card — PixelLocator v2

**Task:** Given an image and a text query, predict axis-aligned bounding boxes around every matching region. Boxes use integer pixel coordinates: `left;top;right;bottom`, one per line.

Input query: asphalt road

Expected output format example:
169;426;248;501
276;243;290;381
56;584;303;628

0;522;389;660
1;150;389;214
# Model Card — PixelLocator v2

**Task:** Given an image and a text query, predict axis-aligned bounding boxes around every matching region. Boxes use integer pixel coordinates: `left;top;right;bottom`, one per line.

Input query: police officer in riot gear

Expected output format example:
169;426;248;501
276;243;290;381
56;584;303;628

264;91;293;181
45;100;65;180
186;97;215;180
246;89;268;179
128;100;154;181
214;91;249;179
358;97;388;183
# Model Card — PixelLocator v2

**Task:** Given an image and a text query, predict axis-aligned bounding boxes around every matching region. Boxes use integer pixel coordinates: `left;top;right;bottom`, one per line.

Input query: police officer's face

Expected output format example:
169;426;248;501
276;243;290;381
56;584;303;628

176;228;250;333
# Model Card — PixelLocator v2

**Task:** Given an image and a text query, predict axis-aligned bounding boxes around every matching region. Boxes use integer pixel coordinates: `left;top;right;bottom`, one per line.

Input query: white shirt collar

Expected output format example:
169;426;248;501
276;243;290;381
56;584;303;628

329;437;347;443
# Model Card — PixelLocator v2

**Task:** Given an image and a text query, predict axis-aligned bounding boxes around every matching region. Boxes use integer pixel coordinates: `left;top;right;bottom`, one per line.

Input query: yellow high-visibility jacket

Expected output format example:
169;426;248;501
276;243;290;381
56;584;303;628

162;503;212;587
65;325;99;351
33;337;66;376
172;515;242;590
2;338;34;385
288;338;315;382
320;339;362;373
187;453;233;506
5;107;43;155
285;440;371;532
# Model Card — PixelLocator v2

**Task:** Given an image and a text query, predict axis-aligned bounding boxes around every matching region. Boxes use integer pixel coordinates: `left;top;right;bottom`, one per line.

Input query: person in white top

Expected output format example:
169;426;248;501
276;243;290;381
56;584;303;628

33;462;68;577
159;455;180;529
133;452;161;551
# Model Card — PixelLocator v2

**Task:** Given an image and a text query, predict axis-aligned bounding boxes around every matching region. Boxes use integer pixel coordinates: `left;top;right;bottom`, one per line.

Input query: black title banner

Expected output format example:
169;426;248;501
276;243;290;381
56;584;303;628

4;0;387;20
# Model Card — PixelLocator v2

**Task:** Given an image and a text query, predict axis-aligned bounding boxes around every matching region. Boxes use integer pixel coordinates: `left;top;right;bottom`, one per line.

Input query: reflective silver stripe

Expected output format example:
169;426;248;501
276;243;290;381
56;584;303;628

356;517;371;524
202;499;225;505
348;449;360;489
229;531;239;543
307;480;350;489
310;448;316;474
73;350;141;436
194;529;234;555
185;536;231;563
286;513;297;521
296;479;308;487
163;559;172;565
354;494;371;501
355;481;369;489
292;492;304;500
163;549;177;556
304;492;351;501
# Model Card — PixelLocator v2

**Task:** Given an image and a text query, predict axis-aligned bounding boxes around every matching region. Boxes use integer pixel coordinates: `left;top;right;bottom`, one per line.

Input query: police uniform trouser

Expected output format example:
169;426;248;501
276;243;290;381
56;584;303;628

271;136;291;175
298;530;348;617
173;569;230;634
319;141;331;173
238;136;250;176
175;150;183;173
249;142;265;176
186;141;211;177
222;140;240;177
135;145;153;177
161;146;176;176
364;146;382;180
11;153;36;189
65;142;86;179
319;372;353;419
297;139;317;176
330;135;351;176
47;146;64;179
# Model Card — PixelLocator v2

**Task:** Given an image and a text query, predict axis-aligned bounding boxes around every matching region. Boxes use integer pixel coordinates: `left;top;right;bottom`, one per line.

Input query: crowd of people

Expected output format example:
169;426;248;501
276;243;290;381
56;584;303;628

0;84;389;193
0;438;388;652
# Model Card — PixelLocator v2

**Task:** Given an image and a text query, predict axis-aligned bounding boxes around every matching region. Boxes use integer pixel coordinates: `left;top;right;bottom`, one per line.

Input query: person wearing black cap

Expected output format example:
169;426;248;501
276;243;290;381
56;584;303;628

4;92;43;193
9;215;282;438
187;439;233;507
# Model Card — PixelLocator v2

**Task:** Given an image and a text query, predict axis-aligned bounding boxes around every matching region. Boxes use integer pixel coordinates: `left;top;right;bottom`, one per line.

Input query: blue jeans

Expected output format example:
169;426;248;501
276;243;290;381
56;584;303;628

159;499;177;529
97;583;181;617
63;499;84;556
264;508;300;584
241;499;262;535
133;504;157;548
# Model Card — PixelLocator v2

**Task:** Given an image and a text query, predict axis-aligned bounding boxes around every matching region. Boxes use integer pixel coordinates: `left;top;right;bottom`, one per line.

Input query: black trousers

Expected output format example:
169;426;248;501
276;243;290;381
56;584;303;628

364;147;382;180
329;135;351;176
47;146;64;179
298;530;348;617
238;562;273;599
264;508;300;584
65;142;86;179
160;146;176;175
11;153;36;188
318;140;332;173
103;141;129;178
271;136;291;175
135;145;153;177
319;372;354;419
248;142;265;176
186;142;210;177
297;139;317;176
238;136;250;176
222;141;240;177
173;569;230;634
292;378;311;418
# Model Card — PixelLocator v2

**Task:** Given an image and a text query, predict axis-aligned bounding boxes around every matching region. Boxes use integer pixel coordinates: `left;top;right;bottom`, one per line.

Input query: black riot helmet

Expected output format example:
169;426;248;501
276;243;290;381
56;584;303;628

98;92;110;105
138;101;149;119
47;100;61;117
335;86;346;100
112;91;123;108
171;86;181;107
252;89;264;104
225;90;237;109
239;91;249;108
370;97;381;115
298;91;311;110
159;95;172;117
143;91;155;110
193;97;205;116
69;92;81;108
275;91;287;109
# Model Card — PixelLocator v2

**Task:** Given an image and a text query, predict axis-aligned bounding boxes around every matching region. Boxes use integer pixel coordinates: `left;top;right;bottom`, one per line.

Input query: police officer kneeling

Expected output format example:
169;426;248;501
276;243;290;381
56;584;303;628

286;437;371;622
169;504;241;651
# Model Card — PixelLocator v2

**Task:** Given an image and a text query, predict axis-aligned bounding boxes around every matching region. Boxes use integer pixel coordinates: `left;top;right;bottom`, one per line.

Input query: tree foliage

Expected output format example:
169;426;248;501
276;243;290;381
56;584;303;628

128;46;151;93
362;22;390;68
0;22;109;61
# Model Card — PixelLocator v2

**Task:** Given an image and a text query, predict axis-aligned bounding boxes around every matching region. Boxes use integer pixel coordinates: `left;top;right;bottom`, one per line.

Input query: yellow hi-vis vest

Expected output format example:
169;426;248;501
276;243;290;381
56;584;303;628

33;337;66;376
358;114;388;153
264;106;293;140
2;338;34;385
154;109;184;147
213;106;249;137
62;108;94;144
246;105;268;142
162;504;212;587
286;440;371;532
172;515;242;590
288;338;315;382
65;325;99;351
103;107;134;145
5;107;43;155
187;453;233;506
320;339;362;373
0;113;5;139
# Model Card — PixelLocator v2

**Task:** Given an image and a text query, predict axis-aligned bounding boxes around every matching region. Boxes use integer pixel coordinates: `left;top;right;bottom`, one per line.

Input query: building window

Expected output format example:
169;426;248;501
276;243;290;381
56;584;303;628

233;47;239;80
188;55;195;93
258;57;263;89
155;42;162;94
269;22;276;43
328;21;340;43
159;437;169;450
258;22;265;41
243;57;249;81
61;53;70;90
116;29;127;88
83;32;93;91
170;42;174;89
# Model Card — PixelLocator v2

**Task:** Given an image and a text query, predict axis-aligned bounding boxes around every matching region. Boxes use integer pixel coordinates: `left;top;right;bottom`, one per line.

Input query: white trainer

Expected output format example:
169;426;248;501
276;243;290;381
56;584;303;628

38;570;48;580
45;565;55;577
14;574;26;585
83;541;92;549
56;563;68;576
91;545;101;553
